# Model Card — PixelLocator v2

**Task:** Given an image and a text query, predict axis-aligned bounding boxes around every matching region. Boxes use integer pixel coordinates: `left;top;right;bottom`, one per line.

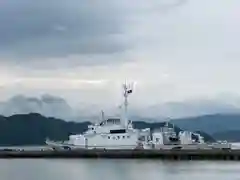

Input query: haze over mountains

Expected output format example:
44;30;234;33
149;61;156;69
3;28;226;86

1;94;240;122
0;94;240;142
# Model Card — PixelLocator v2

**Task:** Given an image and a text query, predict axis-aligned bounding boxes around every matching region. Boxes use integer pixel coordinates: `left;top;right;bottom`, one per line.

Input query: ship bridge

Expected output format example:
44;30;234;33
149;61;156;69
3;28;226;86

99;118;121;126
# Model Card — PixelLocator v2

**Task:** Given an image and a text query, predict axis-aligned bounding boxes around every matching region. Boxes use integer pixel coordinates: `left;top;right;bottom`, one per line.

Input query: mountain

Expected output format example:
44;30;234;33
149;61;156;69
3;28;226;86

0;94;239;143
0;94;77;120
170;114;240;135
0;113;90;146
0;113;214;146
212;131;240;142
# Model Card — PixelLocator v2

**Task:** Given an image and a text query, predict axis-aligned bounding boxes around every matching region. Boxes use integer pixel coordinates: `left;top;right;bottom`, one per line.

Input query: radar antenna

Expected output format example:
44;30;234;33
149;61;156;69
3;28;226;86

121;81;134;127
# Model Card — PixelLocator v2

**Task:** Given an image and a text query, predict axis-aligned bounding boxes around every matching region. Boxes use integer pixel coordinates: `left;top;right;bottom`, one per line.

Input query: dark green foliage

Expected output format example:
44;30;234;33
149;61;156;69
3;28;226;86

0;113;90;146
212;130;240;142
170;114;240;135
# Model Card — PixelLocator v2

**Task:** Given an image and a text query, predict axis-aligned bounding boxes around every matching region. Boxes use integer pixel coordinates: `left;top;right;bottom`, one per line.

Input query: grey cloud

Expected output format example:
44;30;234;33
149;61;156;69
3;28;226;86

131;99;240;119
0;0;189;68
0;0;128;63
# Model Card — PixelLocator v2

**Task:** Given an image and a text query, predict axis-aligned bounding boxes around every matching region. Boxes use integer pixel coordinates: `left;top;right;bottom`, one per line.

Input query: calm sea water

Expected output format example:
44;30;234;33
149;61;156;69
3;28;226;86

0;143;240;180
0;159;240;180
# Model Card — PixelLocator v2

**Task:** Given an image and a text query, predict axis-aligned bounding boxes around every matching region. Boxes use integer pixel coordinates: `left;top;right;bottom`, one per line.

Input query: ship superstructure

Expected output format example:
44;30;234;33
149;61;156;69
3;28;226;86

46;82;142;150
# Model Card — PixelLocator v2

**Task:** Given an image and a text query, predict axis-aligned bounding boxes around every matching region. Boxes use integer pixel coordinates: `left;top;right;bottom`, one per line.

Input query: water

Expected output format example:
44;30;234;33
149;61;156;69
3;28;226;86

0;159;240;180
0;142;240;180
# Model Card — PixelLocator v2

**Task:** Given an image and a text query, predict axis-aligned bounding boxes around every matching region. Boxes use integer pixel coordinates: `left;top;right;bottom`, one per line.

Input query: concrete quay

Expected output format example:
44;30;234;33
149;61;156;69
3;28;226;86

0;149;240;160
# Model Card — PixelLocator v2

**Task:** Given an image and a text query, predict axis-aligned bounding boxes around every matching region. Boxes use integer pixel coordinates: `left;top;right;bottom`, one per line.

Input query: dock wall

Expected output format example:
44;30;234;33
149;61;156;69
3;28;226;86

1;149;240;160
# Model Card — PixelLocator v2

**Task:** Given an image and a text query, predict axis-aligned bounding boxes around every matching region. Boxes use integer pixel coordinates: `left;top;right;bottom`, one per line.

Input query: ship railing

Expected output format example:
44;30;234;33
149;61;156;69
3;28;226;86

46;142;140;149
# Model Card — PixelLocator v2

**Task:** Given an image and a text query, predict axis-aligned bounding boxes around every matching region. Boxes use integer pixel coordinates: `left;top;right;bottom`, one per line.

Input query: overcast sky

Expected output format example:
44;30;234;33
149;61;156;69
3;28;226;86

0;0;240;109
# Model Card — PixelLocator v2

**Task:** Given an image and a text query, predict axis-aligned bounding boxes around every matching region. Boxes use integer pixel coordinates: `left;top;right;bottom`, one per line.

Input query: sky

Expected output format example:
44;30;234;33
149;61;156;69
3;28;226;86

0;0;240;112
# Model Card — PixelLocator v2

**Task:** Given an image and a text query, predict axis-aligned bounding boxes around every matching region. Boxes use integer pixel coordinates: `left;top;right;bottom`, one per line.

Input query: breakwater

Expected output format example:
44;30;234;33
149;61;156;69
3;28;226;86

1;149;240;160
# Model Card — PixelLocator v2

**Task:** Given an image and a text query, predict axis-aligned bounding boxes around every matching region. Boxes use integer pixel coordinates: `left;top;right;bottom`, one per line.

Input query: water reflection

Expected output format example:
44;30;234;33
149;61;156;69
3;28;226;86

0;159;240;180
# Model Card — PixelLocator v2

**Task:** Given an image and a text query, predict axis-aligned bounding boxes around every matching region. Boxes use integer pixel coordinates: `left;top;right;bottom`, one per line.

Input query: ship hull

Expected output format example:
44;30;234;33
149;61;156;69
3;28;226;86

45;140;138;150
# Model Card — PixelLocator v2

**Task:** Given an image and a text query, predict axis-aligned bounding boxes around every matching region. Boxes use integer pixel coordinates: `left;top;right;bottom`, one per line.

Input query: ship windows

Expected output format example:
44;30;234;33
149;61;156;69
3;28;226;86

106;135;131;140
110;129;126;134
99;119;121;126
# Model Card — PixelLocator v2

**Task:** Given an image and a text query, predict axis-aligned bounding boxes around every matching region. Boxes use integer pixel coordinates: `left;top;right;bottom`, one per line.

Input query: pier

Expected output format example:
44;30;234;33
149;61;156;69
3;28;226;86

1;149;240;160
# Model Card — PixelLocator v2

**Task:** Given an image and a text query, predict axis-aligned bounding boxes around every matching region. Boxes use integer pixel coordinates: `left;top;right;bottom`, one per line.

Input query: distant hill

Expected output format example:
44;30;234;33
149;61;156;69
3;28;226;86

0;113;215;146
0;94;75;120
170;114;240;135
212;131;240;142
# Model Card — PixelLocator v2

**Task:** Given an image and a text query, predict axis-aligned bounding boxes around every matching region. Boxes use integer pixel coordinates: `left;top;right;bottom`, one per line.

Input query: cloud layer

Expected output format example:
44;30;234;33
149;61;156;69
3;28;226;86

0;0;240;113
0;0;131;67
0;0;188;67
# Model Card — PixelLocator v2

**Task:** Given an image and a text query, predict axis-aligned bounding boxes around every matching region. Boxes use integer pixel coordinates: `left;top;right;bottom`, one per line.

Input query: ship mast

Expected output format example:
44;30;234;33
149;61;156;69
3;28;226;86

101;110;105;121
122;81;133;128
